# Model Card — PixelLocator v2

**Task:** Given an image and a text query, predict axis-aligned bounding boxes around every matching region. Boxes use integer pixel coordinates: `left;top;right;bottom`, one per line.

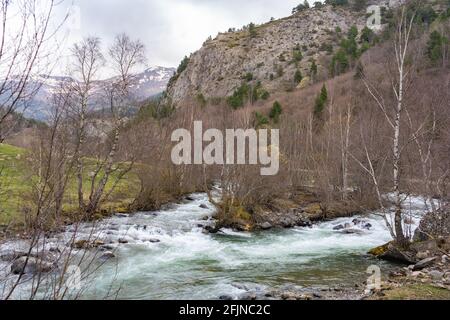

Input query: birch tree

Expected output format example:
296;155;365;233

356;7;416;246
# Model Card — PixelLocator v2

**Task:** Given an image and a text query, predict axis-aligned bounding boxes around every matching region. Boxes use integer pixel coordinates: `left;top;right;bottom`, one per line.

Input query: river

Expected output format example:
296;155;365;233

0;192;427;300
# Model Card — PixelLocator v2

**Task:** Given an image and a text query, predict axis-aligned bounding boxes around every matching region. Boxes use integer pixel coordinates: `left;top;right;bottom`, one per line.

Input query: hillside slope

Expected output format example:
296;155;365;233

166;1;391;104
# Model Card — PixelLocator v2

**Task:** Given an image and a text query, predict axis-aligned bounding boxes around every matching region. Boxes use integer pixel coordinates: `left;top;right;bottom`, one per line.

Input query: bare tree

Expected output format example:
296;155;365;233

355;7;416;246
0;0;66;142
68;37;105;212
82;34;145;216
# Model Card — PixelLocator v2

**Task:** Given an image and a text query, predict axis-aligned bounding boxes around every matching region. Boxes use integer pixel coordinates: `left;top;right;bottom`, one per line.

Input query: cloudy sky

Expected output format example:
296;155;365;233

55;0;312;70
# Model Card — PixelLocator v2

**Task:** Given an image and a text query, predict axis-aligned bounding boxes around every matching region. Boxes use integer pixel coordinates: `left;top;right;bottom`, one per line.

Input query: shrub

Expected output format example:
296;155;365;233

244;72;254;82
177;56;190;74
269;101;283;123
260;90;270;100
228;83;250;109
196;93;207;107
314;85;328;117
427;30;448;64
292;1;310;14
361;26;376;45
294;69;303;84
293;49;303;62
254;112;269;128
314;1;323;8
325;0;348;7
248;23;257;38
330;49;349;76
310;59;318;79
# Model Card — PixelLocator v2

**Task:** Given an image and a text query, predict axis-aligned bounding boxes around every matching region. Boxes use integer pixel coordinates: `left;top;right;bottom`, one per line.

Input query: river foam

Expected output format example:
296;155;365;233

0;193;427;300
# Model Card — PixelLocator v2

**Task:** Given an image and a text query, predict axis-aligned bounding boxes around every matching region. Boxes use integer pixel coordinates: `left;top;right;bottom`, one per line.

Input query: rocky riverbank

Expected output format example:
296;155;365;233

208;189;365;233
219;283;364;301
364;253;450;300
365;205;450;300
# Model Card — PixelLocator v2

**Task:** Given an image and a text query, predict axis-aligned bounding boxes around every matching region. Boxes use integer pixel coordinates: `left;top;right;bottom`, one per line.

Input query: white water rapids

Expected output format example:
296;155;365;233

0;193;428;300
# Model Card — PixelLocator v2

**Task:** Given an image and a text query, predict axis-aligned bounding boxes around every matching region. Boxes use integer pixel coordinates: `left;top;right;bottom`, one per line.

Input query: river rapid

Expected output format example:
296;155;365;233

0;192;427;300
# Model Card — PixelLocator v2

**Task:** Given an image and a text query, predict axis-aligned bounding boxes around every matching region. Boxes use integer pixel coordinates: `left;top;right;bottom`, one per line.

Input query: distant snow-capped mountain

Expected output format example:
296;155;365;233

5;66;175;120
130;66;176;99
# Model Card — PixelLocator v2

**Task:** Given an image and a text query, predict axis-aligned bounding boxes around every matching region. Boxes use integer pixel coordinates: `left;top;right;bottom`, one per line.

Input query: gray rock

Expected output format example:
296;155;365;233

99;251;116;260
428;270;444;281
413;257;438;271
11;256;54;275
199;204;209;209
0;250;28;262
416;251;430;260
100;245;115;251
333;224;345;231
118;238;129;244
362;223;372;230
149;239;161;243
340;229;365;235
260;222;272;230
49;247;61;254
380;243;417;264
219;295;233;301
242;293;257;300
204;225;221;234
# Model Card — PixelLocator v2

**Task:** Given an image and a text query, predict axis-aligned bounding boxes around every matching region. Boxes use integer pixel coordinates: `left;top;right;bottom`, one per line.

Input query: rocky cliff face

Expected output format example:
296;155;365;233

166;3;386;105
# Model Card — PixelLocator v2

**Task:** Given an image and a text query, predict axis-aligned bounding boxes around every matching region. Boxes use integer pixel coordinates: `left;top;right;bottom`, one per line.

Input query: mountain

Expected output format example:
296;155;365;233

128;66;176;99
8;66;175;120
165;0;396;105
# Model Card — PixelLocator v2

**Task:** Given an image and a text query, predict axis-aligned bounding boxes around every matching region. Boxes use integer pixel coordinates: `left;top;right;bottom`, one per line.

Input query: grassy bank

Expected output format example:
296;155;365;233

373;283;450;300
0;143;140;230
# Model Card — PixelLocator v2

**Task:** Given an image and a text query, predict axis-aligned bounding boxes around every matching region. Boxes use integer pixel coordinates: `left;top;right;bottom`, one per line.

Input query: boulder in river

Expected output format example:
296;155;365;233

203;225;220;234
340;229;365;235
0;250;29;262
100;245;116;251
260;222;273;230
11;256;54;275
362;223;372;230
199;204;209;209
73;239;105;249
99;251;116;260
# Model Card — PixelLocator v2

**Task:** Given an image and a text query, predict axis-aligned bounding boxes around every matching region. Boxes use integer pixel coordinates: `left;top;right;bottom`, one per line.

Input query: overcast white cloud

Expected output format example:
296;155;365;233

55;0;308;70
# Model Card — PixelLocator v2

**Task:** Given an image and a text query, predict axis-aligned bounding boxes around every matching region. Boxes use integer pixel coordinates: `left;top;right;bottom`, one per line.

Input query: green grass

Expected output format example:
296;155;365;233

0;143;140;228
380;283;450;300
0;144;29;225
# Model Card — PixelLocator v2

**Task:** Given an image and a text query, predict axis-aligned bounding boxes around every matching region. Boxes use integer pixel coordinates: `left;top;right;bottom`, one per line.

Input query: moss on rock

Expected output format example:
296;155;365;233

368;242;391;256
